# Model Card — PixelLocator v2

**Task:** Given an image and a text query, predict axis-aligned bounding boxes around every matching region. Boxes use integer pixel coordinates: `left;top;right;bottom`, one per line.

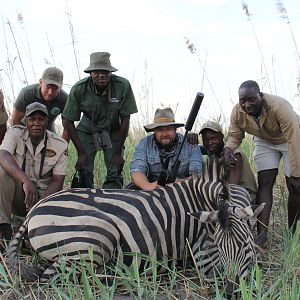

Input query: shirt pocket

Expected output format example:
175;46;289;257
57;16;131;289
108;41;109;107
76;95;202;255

14;147;26;169
41;158;56;178
177;156;190;178
147;156;161;179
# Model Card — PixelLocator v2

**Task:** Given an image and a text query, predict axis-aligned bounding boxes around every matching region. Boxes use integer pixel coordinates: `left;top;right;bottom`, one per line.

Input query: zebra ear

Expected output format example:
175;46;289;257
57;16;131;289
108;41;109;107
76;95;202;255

235;203;266;220
188;211;219;223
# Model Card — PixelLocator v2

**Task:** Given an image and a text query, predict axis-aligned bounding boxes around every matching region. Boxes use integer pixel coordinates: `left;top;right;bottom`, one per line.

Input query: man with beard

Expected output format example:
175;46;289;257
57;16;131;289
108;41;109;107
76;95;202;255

200;120;257;201
62;52;137;189
0;102;68;242
130;107;202;190
223;80;300;248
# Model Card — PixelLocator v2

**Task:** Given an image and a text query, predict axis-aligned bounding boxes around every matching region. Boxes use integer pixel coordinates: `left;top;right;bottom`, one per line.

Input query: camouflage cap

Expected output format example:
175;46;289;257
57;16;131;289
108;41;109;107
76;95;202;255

42;67;63;88
199;121;223;134
25;102;48;117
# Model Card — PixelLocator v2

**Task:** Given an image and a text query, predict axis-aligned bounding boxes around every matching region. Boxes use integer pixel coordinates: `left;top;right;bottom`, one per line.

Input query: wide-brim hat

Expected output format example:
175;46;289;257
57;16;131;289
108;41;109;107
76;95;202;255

144;107;184;132
199;121;223;134
84;52;118;73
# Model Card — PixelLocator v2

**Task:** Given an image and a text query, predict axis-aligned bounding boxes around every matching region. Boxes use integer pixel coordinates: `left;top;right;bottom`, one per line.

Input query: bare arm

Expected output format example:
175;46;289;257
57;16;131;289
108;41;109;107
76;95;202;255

11;108;25;126
0;149;38;209
228;153;243;184
43;174;65;198
132;172;161;190
62;119;88;170
109;116;130;169
0;124;6;144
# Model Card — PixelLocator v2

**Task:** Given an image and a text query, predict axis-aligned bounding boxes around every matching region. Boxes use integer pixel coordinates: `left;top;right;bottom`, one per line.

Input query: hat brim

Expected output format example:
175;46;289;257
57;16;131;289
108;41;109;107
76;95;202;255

84;65;118;73
43;79;62;88
144;122;184;132
199;126;223;134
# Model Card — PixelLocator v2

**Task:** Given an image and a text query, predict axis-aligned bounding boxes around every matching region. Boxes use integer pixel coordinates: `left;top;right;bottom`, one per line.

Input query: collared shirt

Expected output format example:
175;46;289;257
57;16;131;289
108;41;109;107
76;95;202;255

130;133;202;182
0;125;68;190
0;105;8;125
62;75;138;134
14;84;68;132
225;93;300;177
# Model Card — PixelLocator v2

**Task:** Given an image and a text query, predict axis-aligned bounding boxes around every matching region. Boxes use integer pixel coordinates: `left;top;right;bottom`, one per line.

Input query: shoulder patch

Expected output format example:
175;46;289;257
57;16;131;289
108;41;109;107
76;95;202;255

45;149;56;157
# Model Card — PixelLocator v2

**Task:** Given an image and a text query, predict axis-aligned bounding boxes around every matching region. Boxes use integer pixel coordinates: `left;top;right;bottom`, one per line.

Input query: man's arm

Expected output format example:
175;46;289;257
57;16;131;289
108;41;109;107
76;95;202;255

63;119;88;170
227;153;243;184
132;172;161;190
0;149;38;209
11;108;25;126
109;116;130;169
43;174;65;198
0;124;6;144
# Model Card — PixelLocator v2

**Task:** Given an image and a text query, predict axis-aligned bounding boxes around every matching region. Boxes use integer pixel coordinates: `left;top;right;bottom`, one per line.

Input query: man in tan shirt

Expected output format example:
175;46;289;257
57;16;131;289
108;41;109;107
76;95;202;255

224;80;300;248
0;89;8;144
0;102;68;242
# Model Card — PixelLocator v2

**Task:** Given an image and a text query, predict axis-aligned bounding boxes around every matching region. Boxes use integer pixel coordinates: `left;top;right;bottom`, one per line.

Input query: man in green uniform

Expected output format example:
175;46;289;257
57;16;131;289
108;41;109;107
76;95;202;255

11;67;69;140
62;52;138;189
0;89;8;144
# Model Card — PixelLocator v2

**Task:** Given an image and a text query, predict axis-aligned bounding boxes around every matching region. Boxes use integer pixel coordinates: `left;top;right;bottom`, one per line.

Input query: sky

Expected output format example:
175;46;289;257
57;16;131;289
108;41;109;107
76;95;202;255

0;0;299;131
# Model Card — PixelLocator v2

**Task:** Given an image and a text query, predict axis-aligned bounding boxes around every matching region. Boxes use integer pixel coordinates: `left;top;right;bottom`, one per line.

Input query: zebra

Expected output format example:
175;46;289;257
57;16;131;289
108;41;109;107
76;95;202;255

7;159;264;295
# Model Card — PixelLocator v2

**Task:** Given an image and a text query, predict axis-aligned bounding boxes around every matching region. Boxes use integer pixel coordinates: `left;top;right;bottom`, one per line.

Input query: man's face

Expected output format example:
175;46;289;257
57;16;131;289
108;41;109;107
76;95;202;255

26;111;48;140
39;80;60;102
202;129;224;156
91;70;112;88
239;87;262;117
154;126;176;147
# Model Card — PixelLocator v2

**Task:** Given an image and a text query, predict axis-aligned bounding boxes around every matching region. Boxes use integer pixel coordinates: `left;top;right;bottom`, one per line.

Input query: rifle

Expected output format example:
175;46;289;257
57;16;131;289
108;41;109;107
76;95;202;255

165;92;204;184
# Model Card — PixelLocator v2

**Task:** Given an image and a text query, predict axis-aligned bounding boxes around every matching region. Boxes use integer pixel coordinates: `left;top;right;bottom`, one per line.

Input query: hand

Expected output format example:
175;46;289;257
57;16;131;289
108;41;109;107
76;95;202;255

223;147;237;168
0;89;4;107
145;181;162;190
109;153;125;171
187;133;199;146
75;152;88;170
289;176;300;194
23;179;39;210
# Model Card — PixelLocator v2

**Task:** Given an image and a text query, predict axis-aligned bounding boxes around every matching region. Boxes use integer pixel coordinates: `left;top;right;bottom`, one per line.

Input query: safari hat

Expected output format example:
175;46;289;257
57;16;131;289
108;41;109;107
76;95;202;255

42;67;63;88
25;102;48;117
84;52;118;73
199;121;223;134
144;107;184;132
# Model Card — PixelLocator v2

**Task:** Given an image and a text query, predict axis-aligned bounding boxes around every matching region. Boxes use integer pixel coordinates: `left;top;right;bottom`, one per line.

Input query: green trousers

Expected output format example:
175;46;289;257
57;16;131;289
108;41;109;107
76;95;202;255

77;130;124;189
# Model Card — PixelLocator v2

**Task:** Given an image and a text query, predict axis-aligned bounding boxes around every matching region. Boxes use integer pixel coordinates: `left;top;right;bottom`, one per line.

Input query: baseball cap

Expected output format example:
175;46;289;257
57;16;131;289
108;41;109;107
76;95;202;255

41;67;63;88
199;121;223;134
25;102;48;117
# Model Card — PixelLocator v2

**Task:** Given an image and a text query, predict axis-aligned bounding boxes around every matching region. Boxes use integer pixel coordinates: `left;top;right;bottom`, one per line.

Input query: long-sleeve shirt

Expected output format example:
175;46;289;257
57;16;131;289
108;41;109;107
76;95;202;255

130;133;202;182
225;93;300;177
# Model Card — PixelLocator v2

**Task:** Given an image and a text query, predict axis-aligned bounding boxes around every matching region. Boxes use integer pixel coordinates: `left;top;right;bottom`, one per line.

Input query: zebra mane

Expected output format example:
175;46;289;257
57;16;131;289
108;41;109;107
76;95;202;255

202;155;228;182
217;180;231;230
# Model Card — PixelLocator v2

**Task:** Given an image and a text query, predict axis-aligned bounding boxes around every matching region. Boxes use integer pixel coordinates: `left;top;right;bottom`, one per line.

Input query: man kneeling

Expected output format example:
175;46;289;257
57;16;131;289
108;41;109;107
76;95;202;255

129;107;202;190
0;102;68;243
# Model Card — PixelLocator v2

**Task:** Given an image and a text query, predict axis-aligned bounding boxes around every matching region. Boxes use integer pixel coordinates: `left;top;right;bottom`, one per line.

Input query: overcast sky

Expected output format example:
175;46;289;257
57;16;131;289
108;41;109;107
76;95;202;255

0;0;299;130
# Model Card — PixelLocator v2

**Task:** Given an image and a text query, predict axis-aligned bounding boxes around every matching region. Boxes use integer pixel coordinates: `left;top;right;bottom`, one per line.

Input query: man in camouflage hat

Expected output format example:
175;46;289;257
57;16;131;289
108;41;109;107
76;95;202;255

0;89;8;144
11;67;69;140
0;102;68;243
63;52;138;189
199;120;257;201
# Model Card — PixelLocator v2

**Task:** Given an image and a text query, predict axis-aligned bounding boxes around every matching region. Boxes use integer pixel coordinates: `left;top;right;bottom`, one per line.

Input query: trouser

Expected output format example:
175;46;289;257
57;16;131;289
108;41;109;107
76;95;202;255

0;166;45;224
77;130;124;189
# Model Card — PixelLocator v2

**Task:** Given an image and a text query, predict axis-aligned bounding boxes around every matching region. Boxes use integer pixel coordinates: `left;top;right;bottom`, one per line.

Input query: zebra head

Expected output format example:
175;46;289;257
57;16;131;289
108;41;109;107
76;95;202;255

190;200;265;296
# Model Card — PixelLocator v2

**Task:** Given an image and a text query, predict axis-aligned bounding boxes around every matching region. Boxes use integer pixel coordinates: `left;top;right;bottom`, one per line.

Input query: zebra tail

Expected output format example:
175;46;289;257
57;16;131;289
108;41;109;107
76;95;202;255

7;221;43;281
